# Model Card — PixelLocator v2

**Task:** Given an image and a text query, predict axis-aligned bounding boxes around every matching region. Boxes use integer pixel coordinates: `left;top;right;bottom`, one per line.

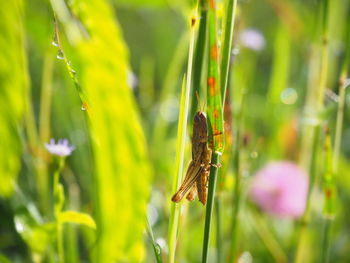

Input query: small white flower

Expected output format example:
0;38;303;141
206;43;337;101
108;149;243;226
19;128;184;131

239;28;265;51
45;138;75;157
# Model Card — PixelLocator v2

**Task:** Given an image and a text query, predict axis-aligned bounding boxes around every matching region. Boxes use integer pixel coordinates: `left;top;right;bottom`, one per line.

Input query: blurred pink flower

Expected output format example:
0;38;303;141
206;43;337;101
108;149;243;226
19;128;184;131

249;161;308;218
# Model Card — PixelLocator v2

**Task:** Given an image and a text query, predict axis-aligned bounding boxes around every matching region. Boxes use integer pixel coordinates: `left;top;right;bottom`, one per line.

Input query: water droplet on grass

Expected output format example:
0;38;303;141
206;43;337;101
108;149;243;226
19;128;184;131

56;50;64;60
52;34;59;47
155;244;161;255
280;88;297;105
81;104;86;111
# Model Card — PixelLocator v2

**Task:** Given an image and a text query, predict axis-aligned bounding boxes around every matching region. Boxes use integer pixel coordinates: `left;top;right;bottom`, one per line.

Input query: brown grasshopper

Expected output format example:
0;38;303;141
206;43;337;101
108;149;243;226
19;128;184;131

171;109;212;205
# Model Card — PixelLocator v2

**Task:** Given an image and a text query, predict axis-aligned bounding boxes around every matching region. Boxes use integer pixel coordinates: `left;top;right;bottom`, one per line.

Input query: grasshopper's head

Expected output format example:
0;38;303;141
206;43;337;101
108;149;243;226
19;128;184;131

194;111;207;123
193;111;208;142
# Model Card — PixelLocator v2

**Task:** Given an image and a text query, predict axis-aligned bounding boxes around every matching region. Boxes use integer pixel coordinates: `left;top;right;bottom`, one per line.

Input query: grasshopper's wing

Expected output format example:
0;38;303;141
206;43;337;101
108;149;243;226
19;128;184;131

171;159;204;203
186;183;197;201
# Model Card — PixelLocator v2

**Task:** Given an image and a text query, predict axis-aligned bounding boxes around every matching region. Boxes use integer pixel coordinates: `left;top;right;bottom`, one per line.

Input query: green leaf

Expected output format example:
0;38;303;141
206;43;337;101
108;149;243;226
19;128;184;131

0;0;28;197
58;211;96;229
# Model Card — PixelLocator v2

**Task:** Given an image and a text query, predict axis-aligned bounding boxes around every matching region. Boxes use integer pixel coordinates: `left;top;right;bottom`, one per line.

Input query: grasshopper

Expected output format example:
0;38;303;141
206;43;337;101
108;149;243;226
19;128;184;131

171;108;212;205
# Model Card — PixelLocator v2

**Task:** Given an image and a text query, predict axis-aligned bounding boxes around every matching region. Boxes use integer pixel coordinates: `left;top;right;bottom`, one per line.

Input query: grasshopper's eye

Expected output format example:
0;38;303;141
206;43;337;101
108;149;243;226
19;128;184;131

194;114;201;123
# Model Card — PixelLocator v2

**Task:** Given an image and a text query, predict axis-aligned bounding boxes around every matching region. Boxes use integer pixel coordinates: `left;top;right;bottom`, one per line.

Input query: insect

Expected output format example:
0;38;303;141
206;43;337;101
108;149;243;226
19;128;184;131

171;101;212;205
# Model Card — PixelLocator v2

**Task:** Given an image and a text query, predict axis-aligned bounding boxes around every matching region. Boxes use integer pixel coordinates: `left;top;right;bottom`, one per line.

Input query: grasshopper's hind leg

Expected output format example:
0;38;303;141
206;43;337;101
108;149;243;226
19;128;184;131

196;168;210;205
186;184;197;201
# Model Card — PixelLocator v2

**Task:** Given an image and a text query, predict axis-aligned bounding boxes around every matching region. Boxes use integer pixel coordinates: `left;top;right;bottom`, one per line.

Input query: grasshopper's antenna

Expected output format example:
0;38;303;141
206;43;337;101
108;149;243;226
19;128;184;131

196;90;202;112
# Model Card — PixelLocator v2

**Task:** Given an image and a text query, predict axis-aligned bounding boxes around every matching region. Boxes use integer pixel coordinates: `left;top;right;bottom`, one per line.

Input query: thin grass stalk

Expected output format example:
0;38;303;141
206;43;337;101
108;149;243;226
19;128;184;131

215;2;239;253
202;152;220;263
321;131;335;263
202;0;225;261
295;124;322;263
321;46;350;262
220;0;238;102
167;78;188;263
316;0;329;110
249;209;288;263
52;16;89;112
168;13;197;262
230;146;241;261
333;15;350;170
321;218;332;263
215;197;222;263
295;0;330;261
146;219;162;263
37;52;54;214
333;76;349;170
190;0;208;120
53;158;65;263
228;88;245;262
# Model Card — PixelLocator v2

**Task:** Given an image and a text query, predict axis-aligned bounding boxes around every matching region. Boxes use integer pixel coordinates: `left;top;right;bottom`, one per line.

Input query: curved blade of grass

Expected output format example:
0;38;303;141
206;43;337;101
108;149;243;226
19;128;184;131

220;0;238;102
0;0;28;197
168;11;197;263
52;0;151;261
51;16;89;112
168;76;187;263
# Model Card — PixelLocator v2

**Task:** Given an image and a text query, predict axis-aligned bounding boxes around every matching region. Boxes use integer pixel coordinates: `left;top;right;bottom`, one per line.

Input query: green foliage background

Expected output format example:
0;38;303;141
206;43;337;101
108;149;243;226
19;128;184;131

1;0;350;262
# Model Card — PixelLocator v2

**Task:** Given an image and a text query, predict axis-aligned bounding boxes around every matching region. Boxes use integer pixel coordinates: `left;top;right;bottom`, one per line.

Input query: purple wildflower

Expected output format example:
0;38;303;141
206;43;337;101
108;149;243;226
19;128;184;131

249;161;308;218
45;138;75;157
239;28;265;51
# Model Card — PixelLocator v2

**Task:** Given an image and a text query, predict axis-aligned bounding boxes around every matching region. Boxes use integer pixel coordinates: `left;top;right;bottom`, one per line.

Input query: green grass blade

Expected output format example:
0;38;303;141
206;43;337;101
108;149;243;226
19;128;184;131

202;1;226;261
168;76;187;263
146;219;162;263
202;152;220;263
190;0;208;120
0;0;28;197
295;0;330;261
168;12;197;262
52;0;152;261
220;0;238;101
206;0;224;154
